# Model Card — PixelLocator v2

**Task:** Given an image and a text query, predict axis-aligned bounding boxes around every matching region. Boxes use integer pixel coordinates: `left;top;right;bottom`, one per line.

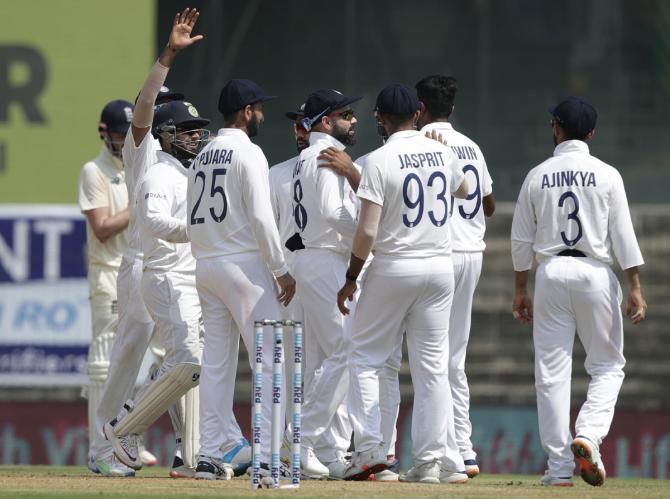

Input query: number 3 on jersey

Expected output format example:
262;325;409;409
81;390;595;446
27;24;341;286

558;191;582;246
190;168;228;225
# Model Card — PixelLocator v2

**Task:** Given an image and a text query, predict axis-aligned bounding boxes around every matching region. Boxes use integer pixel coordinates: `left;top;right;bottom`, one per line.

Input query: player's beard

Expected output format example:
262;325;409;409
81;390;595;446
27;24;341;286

247;114;260;138
333;121;356;146
296;137;309;152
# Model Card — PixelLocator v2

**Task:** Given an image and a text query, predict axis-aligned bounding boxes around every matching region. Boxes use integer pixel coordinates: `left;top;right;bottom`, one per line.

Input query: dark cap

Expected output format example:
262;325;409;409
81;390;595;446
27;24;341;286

218;79;277;114
152;101;210;136
286;103;306;121
156;85;185;104
375;83;420;115
100;100;134;134
302;89;362;130
549;96;597;137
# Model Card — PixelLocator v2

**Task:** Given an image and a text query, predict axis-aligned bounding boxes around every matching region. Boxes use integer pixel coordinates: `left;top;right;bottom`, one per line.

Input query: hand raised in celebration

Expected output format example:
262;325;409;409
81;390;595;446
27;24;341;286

168;8;204;52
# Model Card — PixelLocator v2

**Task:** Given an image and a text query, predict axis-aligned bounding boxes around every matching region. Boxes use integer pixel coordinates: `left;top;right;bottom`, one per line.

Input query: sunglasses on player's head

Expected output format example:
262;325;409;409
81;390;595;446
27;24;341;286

330;109;355;121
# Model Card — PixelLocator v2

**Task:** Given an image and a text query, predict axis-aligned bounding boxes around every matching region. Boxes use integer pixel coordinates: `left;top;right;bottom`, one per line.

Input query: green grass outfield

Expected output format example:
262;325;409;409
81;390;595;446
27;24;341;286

0;467;669;499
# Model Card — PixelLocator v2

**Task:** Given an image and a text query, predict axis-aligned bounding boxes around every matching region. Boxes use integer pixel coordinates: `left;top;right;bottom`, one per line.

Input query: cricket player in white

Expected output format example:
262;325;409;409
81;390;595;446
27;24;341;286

94;8;246;477
416;75;495;477
291;88;363;479
79;100;132;476
188;78;296;478
511;96;647;487
338;83;469;484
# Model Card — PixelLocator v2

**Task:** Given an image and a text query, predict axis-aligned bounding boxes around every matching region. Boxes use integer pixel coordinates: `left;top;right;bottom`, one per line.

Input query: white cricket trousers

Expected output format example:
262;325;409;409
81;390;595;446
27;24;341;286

534;256;625;477
292;248;352;458
349;256;464;471
196;252;284;462
449;251;483;461
91;255;154;459
86;265;119;452
141;270;201;371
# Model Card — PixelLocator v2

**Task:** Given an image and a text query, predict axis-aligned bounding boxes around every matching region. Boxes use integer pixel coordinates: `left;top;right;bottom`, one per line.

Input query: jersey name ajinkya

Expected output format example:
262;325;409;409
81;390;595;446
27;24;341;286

541;170;596;189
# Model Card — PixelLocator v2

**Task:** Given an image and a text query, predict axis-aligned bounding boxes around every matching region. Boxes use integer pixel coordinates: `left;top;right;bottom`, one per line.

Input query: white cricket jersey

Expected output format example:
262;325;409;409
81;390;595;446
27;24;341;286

78;145;129;268
137;151;194;273
511;140;644;271
357;130;465;258
187;128;288;277
121;130;160;260
292;132;357;253
421;122;493;252
269;155;299;265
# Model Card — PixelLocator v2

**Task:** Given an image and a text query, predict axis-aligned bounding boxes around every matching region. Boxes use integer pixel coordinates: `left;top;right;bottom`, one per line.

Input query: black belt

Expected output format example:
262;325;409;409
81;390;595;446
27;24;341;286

557;249;586;257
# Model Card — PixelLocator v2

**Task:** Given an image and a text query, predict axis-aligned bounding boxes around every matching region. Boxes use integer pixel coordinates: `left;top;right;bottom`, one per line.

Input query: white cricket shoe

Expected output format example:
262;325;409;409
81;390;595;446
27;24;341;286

195;455;233;480
138;438;157;467
344;444;387;481
439;469;469;484
103;420;142;471
540;470;574;487
572;436;606;486
399;460;440;484
88;454;135;477
301;447;329;479
368;469;399;481
463;459;480;478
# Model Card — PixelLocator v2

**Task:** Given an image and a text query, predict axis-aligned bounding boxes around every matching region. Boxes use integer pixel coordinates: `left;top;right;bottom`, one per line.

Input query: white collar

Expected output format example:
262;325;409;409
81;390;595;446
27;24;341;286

156;150;188;176
420;121;454;133
308;131;346;151
217;128;251;142
385;130;422;144
553;140;590;156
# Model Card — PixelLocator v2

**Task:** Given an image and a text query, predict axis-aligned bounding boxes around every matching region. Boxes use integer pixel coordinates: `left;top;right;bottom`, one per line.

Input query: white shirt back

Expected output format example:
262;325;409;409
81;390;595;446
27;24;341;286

269;155;299;266
122;131;160;259
357;130;464;258
187;128;287;277
420;122;492;252
137;152;194;273
292;132;357;254
511;140;644;270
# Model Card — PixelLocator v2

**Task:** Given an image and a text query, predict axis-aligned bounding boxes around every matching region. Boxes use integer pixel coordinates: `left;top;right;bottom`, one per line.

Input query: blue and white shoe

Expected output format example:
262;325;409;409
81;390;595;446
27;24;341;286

223;438;252;477
89;454;135;477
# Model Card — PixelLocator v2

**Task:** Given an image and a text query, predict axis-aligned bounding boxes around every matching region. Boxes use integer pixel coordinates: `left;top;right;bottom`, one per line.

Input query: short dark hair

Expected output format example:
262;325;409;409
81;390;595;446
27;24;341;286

415;75;458;118
378;112;415;128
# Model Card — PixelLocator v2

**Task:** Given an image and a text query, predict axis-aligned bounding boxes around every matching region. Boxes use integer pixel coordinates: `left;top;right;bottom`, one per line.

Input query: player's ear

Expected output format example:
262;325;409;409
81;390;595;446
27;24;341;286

586;129;595;141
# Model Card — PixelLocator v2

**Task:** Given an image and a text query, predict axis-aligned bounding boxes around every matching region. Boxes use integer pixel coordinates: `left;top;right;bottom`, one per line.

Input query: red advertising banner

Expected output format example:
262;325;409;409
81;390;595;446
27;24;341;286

1;402;669;478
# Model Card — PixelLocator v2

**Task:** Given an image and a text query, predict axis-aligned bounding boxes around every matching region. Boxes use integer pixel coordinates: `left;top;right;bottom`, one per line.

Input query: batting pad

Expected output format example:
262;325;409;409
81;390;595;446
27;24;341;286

182;386;200;468
114;362;201;437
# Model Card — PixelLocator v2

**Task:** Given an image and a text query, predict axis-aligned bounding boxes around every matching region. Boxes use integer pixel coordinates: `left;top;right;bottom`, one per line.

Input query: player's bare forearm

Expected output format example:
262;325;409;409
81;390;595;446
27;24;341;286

85;207;129;243
624;266;647;324
483;193;496;217
512;270;533;325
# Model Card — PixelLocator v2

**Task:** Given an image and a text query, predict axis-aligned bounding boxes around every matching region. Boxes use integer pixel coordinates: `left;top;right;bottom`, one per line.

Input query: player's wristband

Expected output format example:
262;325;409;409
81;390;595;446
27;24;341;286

345;253;366;282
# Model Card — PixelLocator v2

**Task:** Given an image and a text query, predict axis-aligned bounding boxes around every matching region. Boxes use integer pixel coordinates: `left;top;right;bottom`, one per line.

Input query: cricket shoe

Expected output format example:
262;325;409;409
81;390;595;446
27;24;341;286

368;469;399;482
539;470;574;487
300;447;329;479
324;454;349;480
246;461;292;479
344;444;387;481
103;424;141;470
399;460;440;484
223;437;252;476
439;469;469;484
195;455;233;480
571;436;606;486
464;459;480;478
137;436;157;467
169;455;195;478
88;454;135;477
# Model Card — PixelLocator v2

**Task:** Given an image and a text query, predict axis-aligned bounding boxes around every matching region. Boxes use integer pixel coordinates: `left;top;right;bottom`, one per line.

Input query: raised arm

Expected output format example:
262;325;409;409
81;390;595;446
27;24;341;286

132;8;204;146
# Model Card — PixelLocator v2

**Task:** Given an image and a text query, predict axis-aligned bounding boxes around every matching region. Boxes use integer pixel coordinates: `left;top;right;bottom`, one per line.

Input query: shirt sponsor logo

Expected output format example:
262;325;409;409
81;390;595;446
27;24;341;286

144;192;166;200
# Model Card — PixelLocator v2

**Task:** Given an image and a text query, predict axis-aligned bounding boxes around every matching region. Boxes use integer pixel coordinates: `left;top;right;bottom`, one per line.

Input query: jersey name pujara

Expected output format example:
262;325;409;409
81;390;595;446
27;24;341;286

541;170;596;189
192;147;234;168
398;150;447;169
